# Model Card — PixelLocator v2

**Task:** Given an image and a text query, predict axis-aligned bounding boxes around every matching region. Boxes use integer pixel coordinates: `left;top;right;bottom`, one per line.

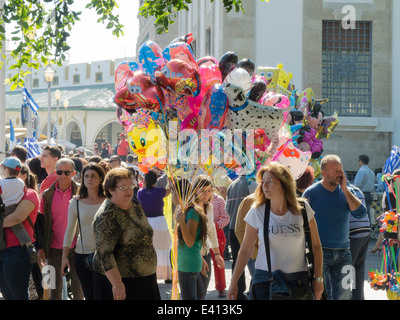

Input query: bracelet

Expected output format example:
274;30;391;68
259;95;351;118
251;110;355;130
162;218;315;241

112;282;124;289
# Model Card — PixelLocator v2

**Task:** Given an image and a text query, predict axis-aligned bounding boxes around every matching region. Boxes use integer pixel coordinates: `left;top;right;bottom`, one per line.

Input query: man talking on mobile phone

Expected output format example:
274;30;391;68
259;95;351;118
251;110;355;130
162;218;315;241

302;154;367;300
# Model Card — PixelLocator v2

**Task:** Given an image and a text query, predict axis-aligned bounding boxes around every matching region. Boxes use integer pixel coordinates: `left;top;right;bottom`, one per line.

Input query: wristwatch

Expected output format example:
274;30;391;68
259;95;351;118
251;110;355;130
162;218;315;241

313;276;324;283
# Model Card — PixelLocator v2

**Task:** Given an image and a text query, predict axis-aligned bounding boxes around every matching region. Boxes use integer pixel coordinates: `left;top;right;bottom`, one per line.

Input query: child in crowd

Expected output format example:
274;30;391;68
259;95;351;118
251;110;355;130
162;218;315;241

0;157;37;262
173;175;211;300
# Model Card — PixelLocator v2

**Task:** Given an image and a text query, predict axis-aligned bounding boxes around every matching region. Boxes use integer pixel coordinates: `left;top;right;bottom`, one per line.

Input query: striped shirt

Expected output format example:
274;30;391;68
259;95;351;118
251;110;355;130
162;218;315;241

212;193;230;229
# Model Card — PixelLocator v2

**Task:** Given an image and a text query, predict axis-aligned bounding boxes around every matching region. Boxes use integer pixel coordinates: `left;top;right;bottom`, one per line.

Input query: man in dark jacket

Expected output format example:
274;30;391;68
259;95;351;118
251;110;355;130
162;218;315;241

37;158;83;300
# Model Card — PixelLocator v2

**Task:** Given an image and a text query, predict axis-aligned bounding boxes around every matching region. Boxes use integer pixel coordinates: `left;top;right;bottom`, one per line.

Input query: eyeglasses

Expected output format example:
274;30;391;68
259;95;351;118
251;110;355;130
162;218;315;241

56;170;72;176
262;178;280;187
115;184;134;191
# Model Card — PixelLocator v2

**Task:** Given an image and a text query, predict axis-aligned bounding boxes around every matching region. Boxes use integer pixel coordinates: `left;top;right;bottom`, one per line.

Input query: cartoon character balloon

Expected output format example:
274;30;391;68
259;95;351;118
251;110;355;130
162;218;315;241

219;51;238;81
163;41;198;70
127;120;167;173
138;41;167;80
155;59;201;97
116;106;134;130
114;71;165;113
198;84;229;130
115;61;140;92
272;139;311;180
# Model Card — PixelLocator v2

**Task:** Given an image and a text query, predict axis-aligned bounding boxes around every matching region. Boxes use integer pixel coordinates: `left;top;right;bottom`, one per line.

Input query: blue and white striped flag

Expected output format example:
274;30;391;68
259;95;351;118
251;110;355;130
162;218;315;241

22;85;39;115
384;145;400;174
24;135;42;159
52;121;58;139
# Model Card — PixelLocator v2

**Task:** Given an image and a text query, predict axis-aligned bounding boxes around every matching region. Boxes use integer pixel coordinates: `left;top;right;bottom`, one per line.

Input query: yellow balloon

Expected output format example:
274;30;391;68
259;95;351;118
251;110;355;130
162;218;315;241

126;120;167;170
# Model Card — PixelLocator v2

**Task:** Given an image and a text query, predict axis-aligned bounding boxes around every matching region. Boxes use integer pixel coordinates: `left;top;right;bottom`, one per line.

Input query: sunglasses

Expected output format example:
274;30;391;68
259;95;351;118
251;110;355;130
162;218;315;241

56;170;72;176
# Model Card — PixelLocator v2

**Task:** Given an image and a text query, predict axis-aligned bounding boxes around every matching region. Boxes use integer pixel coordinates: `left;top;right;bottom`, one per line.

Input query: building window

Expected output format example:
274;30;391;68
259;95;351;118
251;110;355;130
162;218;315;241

322;20;372;117
73;74;80;84
53;76;59;86
33;78;39;88
95;72;103;82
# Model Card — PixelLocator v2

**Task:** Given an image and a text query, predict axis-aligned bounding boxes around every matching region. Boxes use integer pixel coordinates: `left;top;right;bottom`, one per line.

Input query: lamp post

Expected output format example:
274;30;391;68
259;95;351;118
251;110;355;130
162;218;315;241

44;66;54;146
25;20;36;140
54;89;61;145
64;99;69;152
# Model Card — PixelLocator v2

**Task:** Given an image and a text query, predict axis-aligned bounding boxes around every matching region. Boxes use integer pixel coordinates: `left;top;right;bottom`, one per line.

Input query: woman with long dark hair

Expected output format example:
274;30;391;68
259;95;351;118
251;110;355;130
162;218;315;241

62;162;106;299
172;176;210;300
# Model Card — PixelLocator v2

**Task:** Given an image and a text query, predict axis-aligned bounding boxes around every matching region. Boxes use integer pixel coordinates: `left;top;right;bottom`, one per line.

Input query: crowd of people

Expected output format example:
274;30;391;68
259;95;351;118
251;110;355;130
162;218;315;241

0;142;391;300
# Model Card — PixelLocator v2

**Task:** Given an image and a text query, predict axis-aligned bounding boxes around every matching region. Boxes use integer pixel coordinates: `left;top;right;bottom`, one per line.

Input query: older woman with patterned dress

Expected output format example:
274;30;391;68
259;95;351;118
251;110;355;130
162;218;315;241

92;168;160;300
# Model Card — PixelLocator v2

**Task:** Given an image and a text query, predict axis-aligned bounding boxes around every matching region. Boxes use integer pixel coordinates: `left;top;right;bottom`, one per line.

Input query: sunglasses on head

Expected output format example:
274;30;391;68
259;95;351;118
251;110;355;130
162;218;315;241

56;170;72;176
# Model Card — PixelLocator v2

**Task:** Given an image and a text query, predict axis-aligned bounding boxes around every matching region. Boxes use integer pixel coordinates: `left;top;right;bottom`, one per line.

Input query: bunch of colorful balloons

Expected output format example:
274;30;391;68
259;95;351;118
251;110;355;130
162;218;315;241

113;33;339;180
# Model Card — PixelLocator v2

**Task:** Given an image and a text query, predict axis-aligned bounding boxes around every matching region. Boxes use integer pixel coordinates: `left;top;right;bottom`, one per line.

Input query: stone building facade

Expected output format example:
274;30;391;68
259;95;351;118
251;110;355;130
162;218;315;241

136;0;398;173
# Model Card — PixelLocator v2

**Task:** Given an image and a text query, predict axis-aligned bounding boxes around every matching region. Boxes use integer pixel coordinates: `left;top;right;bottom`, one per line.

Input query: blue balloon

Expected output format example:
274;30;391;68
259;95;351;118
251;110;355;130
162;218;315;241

138;41;166;80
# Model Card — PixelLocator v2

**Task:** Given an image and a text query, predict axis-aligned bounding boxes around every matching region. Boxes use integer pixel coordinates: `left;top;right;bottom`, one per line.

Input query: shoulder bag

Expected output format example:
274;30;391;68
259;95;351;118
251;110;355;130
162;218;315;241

261;200;315;300
76;200;94;271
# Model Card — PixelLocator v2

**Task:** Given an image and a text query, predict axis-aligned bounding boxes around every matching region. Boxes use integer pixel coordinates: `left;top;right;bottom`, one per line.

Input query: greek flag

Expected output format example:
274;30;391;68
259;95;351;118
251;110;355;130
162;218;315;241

52;122;58;139
9;118;16;151
384;145;400;174
24;134;42;159
22;85;39;115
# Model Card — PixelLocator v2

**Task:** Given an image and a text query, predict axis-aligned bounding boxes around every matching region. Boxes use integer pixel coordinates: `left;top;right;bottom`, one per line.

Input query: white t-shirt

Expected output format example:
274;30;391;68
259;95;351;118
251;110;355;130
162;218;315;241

244;201;315;274
0;177;25;207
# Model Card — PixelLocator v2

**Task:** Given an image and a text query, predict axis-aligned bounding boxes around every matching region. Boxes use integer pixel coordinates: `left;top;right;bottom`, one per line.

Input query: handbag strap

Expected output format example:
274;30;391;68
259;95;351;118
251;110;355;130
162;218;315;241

76;199;85;254
299;200;314;276
263;200;273;281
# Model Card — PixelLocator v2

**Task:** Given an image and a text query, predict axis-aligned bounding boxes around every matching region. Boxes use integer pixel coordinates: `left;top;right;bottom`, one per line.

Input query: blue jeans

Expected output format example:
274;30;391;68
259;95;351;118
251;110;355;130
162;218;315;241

178;271;204;300
0;245;33;300
322;248;353;300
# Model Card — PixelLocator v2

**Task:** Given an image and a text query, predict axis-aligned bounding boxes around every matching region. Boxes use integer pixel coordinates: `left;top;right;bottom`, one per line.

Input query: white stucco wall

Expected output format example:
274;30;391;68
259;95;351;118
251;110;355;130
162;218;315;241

254;0;303;90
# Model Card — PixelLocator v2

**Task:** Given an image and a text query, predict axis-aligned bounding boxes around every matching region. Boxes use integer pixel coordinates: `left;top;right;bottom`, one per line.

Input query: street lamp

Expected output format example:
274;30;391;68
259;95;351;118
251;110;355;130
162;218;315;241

64;99;69;152
44;66;54;145
25;20;36;140
54;89;61;145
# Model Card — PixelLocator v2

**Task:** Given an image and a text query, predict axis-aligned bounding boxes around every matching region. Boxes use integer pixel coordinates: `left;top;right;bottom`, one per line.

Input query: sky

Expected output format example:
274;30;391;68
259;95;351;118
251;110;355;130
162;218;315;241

66;1;140;64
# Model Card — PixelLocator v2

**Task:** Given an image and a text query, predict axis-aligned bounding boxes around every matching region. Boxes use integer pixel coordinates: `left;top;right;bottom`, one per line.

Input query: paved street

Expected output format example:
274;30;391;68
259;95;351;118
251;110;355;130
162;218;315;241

0;238;391;301
158;238;390;301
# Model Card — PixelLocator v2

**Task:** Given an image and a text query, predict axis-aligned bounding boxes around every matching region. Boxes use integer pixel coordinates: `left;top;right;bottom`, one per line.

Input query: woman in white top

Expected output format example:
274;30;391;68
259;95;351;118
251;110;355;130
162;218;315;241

227;162;324;300
62;163;106;300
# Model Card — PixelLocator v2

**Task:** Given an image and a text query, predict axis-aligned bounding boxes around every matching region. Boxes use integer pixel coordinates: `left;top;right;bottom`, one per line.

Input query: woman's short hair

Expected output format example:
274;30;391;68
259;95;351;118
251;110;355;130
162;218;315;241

103;168;133;198
254;162;301;215
78;162;106;198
